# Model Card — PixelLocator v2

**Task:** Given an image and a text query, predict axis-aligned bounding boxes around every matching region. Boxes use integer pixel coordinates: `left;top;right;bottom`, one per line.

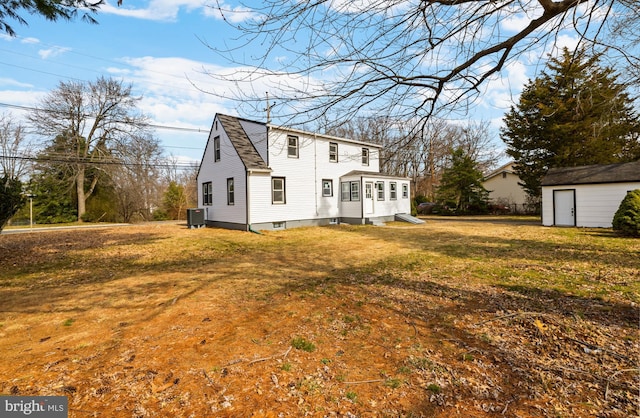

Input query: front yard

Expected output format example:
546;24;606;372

0;218;637;417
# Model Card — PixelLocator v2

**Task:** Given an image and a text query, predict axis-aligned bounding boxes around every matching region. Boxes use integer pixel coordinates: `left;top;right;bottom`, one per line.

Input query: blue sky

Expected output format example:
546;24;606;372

0;0;584;165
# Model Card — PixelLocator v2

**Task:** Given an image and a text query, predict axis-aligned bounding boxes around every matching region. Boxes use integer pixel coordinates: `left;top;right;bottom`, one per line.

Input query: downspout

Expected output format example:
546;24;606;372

246;169;250;232
361;175;365;224
314;133;319;216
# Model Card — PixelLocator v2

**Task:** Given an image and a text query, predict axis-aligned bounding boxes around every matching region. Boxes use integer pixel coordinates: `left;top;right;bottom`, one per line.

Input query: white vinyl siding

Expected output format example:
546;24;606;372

196;116;249;225
542;182;640;227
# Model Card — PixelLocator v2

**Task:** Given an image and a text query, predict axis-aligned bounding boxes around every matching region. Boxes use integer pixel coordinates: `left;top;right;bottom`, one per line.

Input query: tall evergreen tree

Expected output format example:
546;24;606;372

501;48;640;199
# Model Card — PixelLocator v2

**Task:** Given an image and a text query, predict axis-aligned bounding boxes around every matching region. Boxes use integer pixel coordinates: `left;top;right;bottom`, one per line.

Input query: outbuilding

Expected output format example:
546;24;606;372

541;161;640;228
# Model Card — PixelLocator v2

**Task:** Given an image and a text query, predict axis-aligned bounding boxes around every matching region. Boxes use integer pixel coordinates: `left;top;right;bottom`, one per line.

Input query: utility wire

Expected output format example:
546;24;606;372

0;102;209;134
1;154;199;169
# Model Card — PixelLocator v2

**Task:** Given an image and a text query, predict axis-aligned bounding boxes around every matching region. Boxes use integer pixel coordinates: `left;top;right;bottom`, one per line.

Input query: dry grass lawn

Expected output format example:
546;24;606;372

0;218;638;417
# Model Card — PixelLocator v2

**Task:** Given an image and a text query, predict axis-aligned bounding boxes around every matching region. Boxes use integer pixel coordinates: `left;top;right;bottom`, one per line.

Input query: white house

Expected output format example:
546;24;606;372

541;161;640;228
196;114;413;231
483;161;530;212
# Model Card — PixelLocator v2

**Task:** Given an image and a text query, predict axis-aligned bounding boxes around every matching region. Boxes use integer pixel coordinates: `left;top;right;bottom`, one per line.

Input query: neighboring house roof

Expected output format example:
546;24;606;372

541;161;640;186
267;124;382;149
217;114;270;172
483;161;516;181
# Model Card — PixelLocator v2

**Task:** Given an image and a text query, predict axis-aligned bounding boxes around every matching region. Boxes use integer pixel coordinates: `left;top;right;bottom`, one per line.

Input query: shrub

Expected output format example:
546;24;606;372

612;189;640;237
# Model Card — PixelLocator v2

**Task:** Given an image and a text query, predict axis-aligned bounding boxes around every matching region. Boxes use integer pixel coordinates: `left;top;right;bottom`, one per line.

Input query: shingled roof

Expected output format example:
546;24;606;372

541;161;640;186
217;114;270;171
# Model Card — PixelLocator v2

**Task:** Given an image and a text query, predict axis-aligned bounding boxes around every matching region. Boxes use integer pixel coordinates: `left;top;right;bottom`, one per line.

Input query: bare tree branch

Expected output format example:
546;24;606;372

203;0;637;129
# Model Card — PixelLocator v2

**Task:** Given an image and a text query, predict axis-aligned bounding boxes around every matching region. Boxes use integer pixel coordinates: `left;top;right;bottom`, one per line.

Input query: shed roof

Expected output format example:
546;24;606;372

216;114;270;172
541;161;640;186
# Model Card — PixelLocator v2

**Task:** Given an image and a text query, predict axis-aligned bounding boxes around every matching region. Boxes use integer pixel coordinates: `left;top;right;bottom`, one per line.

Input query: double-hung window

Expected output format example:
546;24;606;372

402;183;409;199
340;181;360;201
341;182;350;201
350;182;360;201
362;148;369;166
227;178;234;205
376;181;385;200
272;177;286;204
213;136;221;162
389;182;397;200
287;135;299;158
322;179;333;197
329;142;338;162
202;182;213;205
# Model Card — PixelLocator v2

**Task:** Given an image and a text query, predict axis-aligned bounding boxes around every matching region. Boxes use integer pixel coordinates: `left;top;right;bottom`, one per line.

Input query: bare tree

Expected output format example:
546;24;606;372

208;0;639;128
28;77;150;221
0;112;32;180
109;133;164;222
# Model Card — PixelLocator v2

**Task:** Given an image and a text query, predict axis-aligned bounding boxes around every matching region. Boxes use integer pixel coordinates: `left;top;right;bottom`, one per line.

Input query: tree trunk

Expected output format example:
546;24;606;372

77;166;86;222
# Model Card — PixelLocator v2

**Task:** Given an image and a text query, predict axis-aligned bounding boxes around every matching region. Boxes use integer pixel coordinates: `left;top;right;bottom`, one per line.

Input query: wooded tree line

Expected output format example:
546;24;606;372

0;77;197;229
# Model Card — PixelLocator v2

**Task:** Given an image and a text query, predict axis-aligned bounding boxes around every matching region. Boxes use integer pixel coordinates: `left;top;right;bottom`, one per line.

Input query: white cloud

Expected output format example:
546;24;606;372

101;0;254;23
0;78;33;89
21;37;40;44
38;46;71;60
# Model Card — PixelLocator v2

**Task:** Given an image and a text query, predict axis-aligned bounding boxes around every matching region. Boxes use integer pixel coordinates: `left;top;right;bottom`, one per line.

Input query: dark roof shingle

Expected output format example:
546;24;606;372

541;161;640;186
217;114;269;171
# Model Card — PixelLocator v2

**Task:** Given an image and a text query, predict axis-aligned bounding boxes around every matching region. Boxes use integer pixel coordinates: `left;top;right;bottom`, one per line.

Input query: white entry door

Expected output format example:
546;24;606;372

553;189;576;226
364;182;374;215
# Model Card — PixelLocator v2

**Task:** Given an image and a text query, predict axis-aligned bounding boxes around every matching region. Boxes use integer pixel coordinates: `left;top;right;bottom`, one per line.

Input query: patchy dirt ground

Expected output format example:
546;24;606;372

0;220;638;417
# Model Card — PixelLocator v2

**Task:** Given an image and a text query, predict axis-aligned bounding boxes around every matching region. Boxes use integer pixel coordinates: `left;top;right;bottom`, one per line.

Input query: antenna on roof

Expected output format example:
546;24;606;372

265;92;275;124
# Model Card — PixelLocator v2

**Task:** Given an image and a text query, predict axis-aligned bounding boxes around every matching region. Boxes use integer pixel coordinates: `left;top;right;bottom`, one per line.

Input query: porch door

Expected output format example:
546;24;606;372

553;189;576;226
364;182;374;215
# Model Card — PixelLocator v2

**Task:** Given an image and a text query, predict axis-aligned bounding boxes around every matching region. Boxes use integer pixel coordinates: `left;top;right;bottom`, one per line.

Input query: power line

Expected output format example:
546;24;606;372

0;102;209;134
1;154;199;170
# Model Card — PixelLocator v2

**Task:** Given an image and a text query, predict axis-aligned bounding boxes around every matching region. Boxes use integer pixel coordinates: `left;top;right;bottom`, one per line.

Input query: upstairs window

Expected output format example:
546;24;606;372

202;182;213;206
272;177;286;204
213;136;221;162
227;178;234;205
390;182;397;200
288;135;299;158
329;142;338;162
362;148;369;166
